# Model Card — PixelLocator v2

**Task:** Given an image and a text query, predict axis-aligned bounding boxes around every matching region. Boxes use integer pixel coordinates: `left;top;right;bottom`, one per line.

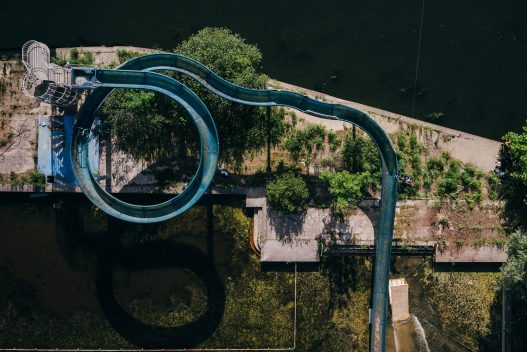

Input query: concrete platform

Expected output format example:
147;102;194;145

261;239;320;262
435;246;507;263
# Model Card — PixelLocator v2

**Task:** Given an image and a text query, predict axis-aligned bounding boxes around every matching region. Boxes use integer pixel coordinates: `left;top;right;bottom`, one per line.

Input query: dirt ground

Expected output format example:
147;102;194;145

0;59;40;174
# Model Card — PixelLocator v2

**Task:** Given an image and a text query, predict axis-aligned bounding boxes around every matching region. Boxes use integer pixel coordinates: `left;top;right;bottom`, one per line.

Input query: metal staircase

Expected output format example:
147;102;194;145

21;40;80;108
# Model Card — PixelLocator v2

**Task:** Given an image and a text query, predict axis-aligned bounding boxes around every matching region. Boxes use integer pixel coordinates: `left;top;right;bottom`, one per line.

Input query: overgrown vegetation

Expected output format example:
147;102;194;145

0;203;374;349
52;48;95;66
279;125;488;209
417;264;501;351
283;124;330;174
320;170;369;213
0;169;45;189
117;49;143;64
393;129;484;207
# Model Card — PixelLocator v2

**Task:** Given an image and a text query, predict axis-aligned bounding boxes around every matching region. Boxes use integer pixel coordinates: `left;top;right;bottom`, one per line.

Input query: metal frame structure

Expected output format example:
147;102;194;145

21;40;80;108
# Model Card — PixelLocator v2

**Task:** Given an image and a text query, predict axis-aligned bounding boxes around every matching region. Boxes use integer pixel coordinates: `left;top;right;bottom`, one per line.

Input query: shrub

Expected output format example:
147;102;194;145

492;238;507;250
486;172;500;200
117;49;143;64
426;156;445;175
283;124;327;173
437;160;462;199
454;238;465;249
52;48;95;66
266;172;309;213
320;170;370;210
327;131;340;152
461;165;483;208
394;129;424;197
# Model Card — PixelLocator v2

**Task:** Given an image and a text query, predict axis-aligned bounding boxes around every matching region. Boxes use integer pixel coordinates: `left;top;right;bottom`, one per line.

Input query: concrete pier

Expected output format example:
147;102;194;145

389;278;410;322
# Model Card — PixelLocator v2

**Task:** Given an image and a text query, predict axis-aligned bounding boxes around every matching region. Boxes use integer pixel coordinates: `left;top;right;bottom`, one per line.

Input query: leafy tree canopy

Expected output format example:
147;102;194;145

342;131;380;191
501;231;527;295
320;170;370;210
266;172;309;213
102;28;289;163
283;124;331;173
499;124;527;231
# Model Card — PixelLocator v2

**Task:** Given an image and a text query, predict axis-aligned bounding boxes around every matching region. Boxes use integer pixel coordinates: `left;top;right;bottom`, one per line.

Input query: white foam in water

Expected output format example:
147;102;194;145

392;315;431;352
412;315;431;352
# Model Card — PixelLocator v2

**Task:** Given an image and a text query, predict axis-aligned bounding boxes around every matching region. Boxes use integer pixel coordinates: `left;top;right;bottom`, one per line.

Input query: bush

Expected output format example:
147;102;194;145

394;130;423;197
320;170;370;210
52;48;95;66
283;124;327;173
266;172;309;213
117;49;143;64
460;165;482;208
486;172;500;200
27;170;45;189
437;160;462;199
426;156;445;175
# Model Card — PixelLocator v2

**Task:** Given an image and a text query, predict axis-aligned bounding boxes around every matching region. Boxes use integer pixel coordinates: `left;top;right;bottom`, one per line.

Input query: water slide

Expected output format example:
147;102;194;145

71;54;398;351
23;44;398;351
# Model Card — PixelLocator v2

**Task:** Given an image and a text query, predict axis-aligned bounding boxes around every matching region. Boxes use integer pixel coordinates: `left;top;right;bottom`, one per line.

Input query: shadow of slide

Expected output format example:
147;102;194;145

96;241;225;348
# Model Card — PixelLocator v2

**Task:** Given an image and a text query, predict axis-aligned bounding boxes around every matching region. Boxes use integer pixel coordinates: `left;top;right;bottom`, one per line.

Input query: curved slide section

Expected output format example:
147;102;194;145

71;53;398;351
73;70;220;223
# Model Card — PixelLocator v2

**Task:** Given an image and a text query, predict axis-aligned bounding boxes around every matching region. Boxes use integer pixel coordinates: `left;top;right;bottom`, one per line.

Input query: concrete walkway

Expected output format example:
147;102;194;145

248;195;507;263
37;115;51;176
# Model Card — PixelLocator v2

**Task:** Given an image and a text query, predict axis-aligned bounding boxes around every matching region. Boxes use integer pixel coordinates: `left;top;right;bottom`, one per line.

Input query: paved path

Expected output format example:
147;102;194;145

37;116;51;176
250;197;507;263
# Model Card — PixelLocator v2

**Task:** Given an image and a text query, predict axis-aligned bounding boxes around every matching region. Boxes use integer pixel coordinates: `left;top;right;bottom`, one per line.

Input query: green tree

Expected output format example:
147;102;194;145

102;89;194;161
501;231;527;293
342;131;380;189
175;28;289;162
283;124;327;174
102;28;289;164
493;124;527;349
320;170;370;211
500;231;527;349
499;124;527;230
266;172;309;213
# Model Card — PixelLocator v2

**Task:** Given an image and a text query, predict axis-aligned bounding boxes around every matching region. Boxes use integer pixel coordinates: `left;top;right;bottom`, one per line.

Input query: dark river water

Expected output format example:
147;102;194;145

2;0;527;138
0;194;501;350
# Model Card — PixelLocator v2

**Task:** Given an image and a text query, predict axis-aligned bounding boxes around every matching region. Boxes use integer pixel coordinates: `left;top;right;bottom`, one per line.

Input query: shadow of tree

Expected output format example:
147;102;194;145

267;207;307;243
477;287;502;352
320;256;371;307
319;201;379;246
111;153;199;194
